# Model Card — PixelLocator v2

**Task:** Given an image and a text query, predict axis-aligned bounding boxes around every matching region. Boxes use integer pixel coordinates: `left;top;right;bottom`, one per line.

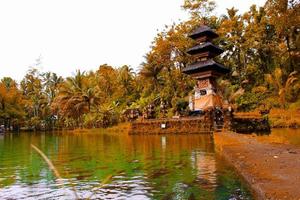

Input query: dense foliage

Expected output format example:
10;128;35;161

0;0;299;130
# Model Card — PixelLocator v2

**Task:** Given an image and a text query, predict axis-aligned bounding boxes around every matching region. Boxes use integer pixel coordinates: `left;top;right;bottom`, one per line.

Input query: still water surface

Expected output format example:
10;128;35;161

0;130;252;200
256;128;300;147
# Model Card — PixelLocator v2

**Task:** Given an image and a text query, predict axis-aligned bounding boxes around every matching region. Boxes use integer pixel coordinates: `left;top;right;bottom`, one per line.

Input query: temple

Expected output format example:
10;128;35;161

182;25;230;111
128;25;270;135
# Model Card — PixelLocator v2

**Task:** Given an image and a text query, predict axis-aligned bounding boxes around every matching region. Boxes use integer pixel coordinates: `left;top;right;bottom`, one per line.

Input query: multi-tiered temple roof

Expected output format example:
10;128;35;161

182;25;229;77
183;60;229;75
188;26;219;40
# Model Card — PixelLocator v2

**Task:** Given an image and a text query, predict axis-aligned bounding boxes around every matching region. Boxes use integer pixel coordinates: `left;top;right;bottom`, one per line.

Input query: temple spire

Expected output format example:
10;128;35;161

183;25;229;111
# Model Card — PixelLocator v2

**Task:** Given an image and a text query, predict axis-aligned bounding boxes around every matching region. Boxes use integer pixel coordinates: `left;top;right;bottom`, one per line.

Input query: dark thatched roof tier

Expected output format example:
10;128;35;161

182;60;230;75
187;42;224;55
189;26;219;40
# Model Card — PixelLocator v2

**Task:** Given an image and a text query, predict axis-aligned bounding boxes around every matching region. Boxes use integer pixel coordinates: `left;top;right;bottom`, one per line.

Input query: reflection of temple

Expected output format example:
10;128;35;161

183;26;230;111
191;151;217;191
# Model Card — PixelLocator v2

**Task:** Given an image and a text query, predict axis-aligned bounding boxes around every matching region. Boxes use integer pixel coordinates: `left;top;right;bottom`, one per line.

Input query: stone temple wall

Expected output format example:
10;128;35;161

129;117;213;135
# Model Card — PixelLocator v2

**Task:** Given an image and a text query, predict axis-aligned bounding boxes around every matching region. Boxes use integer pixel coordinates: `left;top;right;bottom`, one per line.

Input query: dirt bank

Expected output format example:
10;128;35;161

214;132;300;200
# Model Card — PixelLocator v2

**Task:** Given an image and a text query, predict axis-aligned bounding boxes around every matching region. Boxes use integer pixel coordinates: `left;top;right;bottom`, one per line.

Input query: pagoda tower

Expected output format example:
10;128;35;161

183;25;230;111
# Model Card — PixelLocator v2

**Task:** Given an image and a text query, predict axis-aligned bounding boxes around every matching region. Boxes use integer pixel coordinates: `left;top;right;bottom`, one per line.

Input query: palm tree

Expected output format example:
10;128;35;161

118;65;135;95
54;70;87;117
265;68;298;107
53;70;101;127
96;64;118;98
140;53;164;92
20;69;48;123
81;79;101;112
42;72;63;103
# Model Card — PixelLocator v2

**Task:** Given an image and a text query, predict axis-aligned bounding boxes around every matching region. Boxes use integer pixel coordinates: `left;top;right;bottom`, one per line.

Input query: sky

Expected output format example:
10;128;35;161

0;0;266;81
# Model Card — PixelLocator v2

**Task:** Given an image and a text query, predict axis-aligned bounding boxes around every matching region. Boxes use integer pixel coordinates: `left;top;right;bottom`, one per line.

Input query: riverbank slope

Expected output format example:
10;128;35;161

214;131;300;200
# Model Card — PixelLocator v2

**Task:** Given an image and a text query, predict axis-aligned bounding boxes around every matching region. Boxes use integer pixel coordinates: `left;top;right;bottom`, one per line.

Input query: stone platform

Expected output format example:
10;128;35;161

128;114;270;135
129;117;213;135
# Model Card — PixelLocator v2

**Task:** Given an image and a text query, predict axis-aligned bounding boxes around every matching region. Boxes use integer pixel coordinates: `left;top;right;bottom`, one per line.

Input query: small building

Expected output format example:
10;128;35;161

182;25;230;111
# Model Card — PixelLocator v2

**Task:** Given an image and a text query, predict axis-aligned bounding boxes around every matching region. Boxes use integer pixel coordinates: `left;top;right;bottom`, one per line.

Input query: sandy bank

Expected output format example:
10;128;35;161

214;132;300;200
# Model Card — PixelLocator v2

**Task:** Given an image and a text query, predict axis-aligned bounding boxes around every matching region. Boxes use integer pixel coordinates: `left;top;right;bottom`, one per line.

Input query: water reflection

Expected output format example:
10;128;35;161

0;131;251;199
161;136;166;150
191;151;217;191
255;128;300;146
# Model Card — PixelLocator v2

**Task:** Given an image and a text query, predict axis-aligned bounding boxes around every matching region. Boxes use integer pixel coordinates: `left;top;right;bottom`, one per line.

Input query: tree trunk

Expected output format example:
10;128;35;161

285;35;294;72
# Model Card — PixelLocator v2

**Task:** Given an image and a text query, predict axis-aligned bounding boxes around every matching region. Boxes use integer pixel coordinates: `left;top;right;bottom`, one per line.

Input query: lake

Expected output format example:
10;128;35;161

255;128;300;147
0;130;252;200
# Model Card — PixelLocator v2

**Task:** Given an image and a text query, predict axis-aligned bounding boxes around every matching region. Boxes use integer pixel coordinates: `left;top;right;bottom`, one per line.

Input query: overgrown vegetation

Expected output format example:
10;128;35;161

0;0;299;130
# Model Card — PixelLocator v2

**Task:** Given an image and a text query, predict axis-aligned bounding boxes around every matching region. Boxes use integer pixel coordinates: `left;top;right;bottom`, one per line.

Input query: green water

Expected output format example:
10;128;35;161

0;130;251;200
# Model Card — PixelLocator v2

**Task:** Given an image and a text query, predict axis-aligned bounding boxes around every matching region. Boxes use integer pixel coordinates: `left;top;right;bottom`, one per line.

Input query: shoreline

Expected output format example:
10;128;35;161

1;125;299;135
214;131;300;200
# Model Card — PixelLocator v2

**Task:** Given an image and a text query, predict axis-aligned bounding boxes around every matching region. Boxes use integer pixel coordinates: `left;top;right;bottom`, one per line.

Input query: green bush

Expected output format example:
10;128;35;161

236;92;266;111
